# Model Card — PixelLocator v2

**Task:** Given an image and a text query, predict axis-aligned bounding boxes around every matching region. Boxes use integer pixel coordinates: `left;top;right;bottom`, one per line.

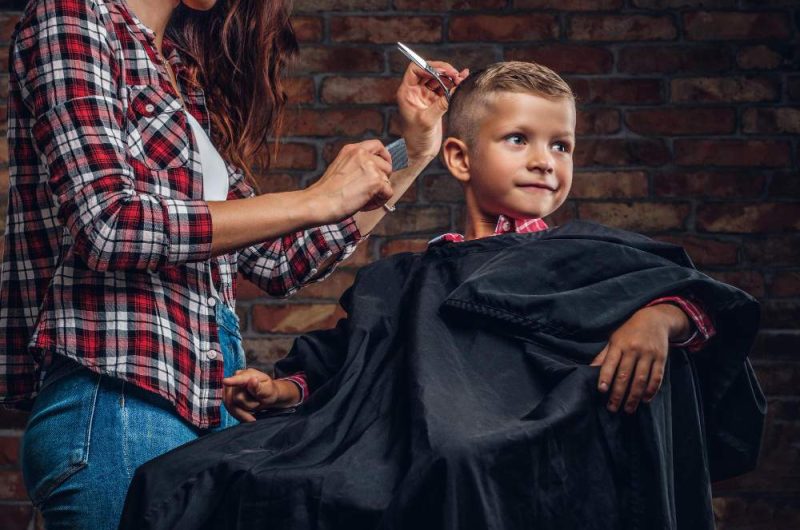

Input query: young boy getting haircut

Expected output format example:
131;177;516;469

228;61;714;418
122;63;764;530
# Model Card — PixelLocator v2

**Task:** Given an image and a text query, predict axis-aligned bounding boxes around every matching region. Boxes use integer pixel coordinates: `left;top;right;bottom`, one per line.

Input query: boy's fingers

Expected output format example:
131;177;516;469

231;407;257;423
624;359;653;414
608;352;637;413
643;363;666;402
597;344;621;393
590;344;608;367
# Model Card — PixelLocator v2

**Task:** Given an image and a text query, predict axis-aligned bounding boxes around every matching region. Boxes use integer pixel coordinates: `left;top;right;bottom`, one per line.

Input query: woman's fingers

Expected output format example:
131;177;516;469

643;362;665;403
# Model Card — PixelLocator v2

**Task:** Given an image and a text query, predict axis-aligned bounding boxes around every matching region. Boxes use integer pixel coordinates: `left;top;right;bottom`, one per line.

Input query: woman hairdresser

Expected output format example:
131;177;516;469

0;0;465;527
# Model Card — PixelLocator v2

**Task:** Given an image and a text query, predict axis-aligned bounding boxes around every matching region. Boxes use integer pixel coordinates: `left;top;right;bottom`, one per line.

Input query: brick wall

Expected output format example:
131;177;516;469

1;0;798;528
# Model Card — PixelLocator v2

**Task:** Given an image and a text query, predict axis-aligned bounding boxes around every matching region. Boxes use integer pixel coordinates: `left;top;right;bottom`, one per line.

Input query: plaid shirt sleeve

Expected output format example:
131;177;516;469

18;0;212;272
646;296;716;352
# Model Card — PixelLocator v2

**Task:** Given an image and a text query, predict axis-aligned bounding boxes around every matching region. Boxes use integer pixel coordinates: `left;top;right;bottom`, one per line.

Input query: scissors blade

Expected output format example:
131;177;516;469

397;42;431;72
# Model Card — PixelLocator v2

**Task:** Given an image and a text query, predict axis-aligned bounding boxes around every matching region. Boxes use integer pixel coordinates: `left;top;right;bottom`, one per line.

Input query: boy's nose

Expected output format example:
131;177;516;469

527;148;554;173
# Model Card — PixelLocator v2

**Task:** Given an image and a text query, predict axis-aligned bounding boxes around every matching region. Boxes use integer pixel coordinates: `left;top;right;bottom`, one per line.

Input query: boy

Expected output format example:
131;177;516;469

226;62;713;419
122;63;763;530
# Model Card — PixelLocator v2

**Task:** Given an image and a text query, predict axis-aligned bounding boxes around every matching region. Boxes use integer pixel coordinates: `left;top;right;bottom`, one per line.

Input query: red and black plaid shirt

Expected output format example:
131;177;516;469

0;0;361;428
430;215;715;350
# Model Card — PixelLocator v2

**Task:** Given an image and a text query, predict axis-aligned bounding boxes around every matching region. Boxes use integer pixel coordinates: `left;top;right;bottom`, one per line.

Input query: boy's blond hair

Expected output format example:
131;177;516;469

445;61;575;145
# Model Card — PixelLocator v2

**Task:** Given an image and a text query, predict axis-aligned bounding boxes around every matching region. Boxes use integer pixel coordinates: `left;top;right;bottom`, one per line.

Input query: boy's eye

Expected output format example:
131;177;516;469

552;142;570;153
505;134;526;145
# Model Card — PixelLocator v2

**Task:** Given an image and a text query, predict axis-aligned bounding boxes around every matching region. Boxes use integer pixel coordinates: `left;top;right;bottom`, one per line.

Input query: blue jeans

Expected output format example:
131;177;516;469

20;301;246;530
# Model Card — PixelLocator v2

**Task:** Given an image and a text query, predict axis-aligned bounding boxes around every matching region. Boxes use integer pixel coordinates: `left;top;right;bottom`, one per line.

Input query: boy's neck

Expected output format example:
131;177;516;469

463;191;500;241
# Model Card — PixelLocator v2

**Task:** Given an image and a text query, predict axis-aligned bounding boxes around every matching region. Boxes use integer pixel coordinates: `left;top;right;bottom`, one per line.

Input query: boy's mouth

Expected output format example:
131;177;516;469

517;183;556;192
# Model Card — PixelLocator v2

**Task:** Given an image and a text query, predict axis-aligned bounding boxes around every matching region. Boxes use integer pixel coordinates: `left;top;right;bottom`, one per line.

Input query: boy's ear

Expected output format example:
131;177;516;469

441;137;471;184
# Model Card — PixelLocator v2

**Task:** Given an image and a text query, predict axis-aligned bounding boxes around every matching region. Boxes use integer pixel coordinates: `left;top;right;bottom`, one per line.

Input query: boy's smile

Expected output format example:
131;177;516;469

467;91;575;222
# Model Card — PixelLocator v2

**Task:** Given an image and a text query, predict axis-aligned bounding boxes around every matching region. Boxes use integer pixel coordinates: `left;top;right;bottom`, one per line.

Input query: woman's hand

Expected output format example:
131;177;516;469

396;60;469;162
222;368;301;423
591;304;691;414
307;139;395;223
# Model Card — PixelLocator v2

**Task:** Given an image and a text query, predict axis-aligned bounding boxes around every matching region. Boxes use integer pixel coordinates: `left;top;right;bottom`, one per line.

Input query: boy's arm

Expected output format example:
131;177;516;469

645;296;716;352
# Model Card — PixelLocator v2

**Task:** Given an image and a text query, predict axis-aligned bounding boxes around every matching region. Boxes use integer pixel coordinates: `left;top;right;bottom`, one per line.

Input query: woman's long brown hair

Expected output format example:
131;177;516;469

169;0;299;190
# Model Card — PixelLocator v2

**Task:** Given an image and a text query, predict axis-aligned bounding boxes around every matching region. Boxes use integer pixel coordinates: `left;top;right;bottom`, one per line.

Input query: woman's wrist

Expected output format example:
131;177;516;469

274;379;302;408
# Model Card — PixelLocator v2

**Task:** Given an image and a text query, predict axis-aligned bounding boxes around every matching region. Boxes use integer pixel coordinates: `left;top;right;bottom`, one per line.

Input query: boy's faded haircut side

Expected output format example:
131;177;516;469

445;61;576;146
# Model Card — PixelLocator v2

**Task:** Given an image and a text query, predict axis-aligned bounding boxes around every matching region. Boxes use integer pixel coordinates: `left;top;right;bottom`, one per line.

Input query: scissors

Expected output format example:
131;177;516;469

397;42;455;102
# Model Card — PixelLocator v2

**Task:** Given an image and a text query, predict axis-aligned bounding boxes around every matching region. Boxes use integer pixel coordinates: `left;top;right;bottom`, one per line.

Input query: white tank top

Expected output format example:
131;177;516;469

185;110;229;299
185;110;229;201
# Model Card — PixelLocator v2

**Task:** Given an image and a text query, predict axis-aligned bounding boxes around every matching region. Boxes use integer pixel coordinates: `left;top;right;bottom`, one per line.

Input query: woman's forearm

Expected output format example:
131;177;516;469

208;189;332;257
352;154;436;236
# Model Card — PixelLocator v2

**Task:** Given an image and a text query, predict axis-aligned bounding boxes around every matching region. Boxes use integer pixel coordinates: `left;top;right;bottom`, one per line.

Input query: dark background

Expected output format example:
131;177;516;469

0;0;798;528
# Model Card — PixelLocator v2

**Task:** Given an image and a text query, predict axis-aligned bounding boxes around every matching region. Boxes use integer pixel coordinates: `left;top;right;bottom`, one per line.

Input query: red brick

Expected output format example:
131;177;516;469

396;0;505;9
671;76;779;103
0;470;26;500
770;271;800;298
252;173;303;194
515;0;623;9
569;15;676;41
545;200;579;226
0;504;34;530
331;16;442;44
570;78;663;104
449;14;559;42
618;45;731;74
284;108;384;137
322;139;353;165
0;408;28;430
632;0;733;6
236;276;263;301
389;45;497;74
373;206;451;236
713;496;800;530
744;236;800;267
292;47;384;74
570;171;648;199
576;108;620;135
697;203;800;233
505;45;613;74
674;140;791;168
768;172;800;199
578;202;689;232
0;436;20;466
684;11;791;41
751;331;800;361
709;270;765;298
737;45;784;70
271;143;317;170
625;108;735;135
0;166;7;196
252;303;345;334
753;361;800;396
241;336;297;368
296;269;357;299
788;75;800;102
292;16;323;43
284;77;315;105
653;171;766;199
654;235;739;267
574;138;670;167
320;77;400;105
0;14;18;43
422;173;464;203
294;0;388;10
761;300;800;330
743;108;800;135
380;239;430;256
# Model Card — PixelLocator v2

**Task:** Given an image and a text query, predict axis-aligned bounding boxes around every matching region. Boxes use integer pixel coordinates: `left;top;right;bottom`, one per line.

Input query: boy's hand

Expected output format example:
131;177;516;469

222;368;301;423
591;304;691;414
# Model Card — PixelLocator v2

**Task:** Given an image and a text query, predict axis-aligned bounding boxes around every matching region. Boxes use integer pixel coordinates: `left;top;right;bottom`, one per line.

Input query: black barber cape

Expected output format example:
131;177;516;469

120;222;765;530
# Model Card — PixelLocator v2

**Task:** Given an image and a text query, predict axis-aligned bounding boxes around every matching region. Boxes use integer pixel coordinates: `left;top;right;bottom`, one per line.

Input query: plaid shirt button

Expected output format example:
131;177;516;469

208;297;217;307
206;350;219;361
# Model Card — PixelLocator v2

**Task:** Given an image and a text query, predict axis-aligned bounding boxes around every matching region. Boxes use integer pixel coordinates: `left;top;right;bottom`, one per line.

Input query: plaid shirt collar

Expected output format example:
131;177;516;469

428;215;550;245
